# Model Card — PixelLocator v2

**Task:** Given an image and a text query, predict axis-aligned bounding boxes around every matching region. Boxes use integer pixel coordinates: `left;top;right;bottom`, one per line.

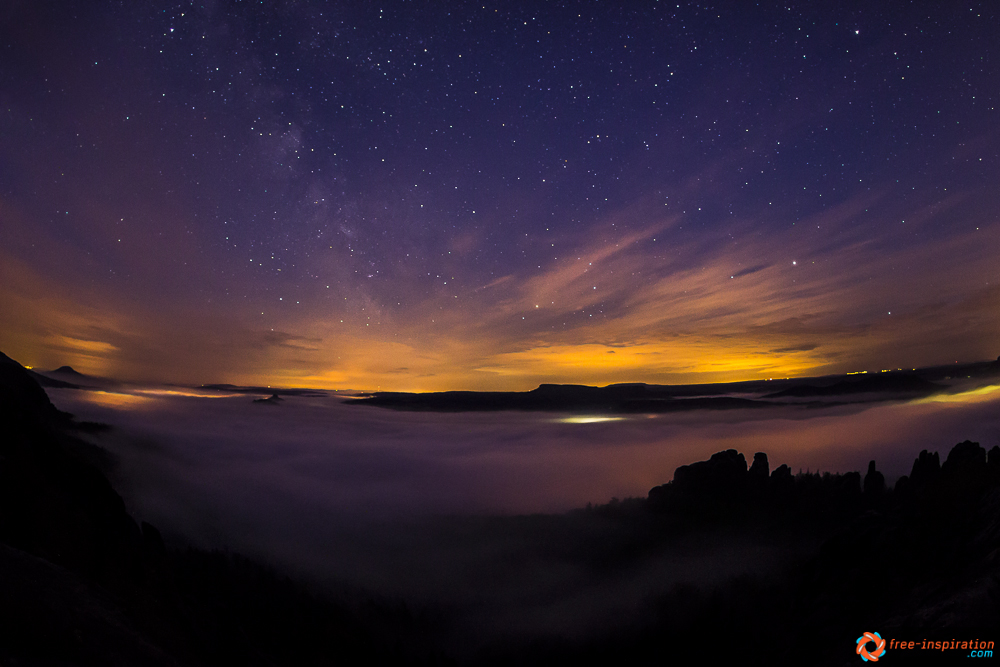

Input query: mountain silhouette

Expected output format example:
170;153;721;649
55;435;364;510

51;365;86;377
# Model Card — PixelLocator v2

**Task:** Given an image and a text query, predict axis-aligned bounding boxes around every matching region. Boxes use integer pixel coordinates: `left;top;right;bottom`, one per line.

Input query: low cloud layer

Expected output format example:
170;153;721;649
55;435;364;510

47;385;1000;628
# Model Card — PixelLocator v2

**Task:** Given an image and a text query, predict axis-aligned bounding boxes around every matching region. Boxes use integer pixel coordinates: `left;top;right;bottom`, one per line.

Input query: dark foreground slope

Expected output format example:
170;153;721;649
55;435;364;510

0;353;441;666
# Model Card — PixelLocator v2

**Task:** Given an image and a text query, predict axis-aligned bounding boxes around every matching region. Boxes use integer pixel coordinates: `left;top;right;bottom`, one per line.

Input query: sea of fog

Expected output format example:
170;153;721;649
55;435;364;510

43;383;1000;646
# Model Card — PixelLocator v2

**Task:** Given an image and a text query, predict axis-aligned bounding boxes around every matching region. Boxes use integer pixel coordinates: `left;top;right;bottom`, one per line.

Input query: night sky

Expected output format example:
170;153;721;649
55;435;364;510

2;1;997;391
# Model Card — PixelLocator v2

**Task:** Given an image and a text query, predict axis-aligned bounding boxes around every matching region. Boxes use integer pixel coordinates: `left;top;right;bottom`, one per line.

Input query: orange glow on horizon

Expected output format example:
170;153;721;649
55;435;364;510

3;186;1000;391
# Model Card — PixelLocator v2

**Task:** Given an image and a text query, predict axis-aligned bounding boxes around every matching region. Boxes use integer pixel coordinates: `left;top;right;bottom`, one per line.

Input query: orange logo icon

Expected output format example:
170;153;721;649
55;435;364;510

856;631;886;662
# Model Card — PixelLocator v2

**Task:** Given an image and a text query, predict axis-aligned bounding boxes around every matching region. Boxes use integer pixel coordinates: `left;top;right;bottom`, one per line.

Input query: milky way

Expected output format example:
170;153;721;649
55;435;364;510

1;2;997;389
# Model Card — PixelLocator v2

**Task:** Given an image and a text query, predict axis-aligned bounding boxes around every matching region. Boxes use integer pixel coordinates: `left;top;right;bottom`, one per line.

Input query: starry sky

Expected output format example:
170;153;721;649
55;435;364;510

1;1;998;391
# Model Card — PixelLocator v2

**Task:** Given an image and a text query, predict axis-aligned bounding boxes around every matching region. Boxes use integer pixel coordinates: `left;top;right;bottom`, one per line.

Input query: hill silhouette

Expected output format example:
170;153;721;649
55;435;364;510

354;384;781;413
51;365;86;377
203;383;328;397
348;363;1000;413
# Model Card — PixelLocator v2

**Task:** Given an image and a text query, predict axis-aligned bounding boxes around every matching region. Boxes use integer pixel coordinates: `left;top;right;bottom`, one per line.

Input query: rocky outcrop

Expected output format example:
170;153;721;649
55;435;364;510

252;393;284;405
863;459;885;496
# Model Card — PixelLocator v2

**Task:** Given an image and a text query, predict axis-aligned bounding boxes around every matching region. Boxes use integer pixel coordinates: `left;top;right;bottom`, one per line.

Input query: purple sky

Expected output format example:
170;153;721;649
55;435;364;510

2;2;998;390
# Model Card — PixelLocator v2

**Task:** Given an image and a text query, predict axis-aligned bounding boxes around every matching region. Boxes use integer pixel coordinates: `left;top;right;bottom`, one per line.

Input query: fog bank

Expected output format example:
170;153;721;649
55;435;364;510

44;385;1000;645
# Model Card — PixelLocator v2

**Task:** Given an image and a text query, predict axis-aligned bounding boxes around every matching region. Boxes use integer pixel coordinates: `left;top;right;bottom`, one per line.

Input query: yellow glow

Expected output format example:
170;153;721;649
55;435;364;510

132;388;244;398
557;416;626;424
913;384;1000;405
79;390;156;409
5;187;1000;392
474;339;819;387
55;335;118;354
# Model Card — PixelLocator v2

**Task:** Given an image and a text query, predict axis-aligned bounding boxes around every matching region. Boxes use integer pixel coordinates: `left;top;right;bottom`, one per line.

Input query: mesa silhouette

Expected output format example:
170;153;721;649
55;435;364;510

349;359;1000;413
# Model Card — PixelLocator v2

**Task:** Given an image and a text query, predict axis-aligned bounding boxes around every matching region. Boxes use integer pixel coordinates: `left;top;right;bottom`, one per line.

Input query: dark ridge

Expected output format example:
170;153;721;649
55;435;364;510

28;368;81;389
202;383;328;397
353;385;779;413
252;393;284;405
911;357;1000;382
74;420;113;433
762;372;944;398
619;396;773;412
351;358;1000;414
